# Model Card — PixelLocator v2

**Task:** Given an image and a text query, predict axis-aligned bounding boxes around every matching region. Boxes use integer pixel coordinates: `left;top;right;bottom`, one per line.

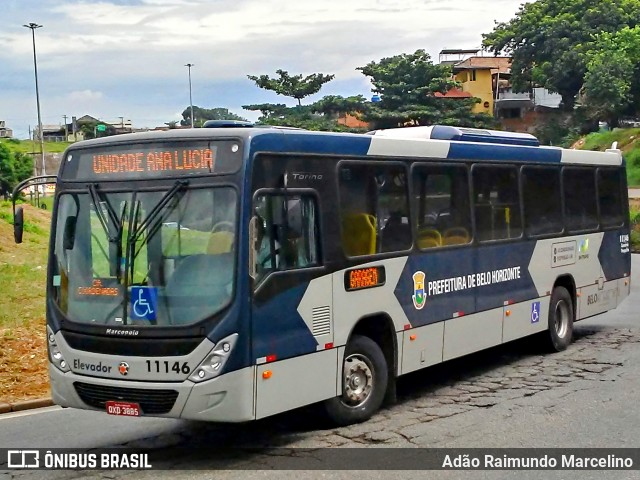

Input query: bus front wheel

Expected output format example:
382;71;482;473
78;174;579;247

545;286;574;352
324;335;388;426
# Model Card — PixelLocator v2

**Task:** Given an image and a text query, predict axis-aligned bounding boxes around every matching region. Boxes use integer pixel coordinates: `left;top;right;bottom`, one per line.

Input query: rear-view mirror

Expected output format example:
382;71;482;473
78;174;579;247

13;207;24;244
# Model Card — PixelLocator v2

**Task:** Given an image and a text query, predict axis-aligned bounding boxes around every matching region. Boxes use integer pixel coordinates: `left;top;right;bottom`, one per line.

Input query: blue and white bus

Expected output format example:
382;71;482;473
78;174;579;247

13;125;631;425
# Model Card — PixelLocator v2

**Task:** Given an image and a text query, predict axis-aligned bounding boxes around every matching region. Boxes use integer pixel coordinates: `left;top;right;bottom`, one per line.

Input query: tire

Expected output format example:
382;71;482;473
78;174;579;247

545;286;574;352
323;335;388;426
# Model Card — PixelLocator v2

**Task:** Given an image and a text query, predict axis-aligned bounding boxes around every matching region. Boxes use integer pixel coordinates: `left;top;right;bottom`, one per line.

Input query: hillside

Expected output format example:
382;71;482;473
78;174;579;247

572;128;640;185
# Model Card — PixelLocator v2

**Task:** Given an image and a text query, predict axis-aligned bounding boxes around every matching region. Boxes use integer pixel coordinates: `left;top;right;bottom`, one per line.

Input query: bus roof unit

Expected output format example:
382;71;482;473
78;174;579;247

203;120;255;128
369;125;540;147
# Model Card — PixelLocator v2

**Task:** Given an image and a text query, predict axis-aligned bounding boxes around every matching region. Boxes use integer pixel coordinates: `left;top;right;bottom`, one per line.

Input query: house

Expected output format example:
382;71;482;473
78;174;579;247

34;124;67;142
451;54;512;115
433;88;473;100
0;121;13;138
337;113;369;129
105;118;133;134
438;49;562;131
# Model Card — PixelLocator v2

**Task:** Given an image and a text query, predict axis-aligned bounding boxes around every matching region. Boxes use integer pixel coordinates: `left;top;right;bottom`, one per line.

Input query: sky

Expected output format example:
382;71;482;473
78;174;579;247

1;0;525;139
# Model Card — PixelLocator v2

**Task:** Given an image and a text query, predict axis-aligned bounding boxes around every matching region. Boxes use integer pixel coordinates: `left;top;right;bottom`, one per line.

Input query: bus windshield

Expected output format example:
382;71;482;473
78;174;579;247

52;185;237;327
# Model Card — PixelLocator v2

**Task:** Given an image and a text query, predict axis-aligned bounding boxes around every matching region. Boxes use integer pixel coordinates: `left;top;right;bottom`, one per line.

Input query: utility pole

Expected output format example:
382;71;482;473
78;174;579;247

185;63;195;128
63;114;68;141
23;22;46;179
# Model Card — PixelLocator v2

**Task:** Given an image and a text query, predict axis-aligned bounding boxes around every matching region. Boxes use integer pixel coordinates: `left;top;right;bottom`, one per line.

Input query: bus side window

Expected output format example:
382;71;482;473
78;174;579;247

597;168;624;228
338;163;411;256
563;167;598;232
253;194;320;280
472;165;522;242
413;164;471;249
522;166;562;237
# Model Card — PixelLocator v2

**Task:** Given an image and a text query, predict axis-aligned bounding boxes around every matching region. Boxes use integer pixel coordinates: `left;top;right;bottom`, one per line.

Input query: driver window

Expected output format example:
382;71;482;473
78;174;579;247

253;194;319;280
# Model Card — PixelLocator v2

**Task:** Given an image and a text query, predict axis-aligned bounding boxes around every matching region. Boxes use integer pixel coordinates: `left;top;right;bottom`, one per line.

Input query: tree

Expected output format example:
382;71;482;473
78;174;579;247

180;106;248;127
242;103;288;118
79;120;99;140
0;146;36;198
0;143;16;197
242;103;352;131
310;95;369;119
582;26;640;127
244;95;374;131
357;50;494;129
247;69;335;106
13;152;34;184
482;0;640;111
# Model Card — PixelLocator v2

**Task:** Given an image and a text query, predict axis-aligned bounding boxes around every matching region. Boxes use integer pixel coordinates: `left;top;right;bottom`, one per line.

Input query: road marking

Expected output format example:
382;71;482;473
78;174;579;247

0;406;62;421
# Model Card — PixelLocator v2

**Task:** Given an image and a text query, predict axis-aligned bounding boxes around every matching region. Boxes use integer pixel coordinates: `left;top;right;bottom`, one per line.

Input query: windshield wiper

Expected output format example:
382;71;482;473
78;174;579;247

88;184;125;278
128;180;189;255
125;180;189;284
119;180;188;325
88;183;120;242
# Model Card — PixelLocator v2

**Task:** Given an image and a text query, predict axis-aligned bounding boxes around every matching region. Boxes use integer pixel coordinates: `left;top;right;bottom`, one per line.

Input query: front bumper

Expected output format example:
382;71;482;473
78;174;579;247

49;364;256;422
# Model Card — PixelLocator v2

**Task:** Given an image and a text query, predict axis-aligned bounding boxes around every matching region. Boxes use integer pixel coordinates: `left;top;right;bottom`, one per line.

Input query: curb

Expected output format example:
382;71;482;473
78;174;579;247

0;398;54;414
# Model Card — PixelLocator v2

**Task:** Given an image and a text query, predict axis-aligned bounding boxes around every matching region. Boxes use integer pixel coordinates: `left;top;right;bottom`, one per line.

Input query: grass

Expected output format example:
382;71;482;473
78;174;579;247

580;127;640;152
0;201;51;401
576;128;640;184
0;138;72;154
631;207;640;253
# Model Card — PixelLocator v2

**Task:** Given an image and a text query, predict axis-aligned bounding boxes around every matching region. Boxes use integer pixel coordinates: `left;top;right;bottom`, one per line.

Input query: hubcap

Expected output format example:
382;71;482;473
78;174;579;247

554;299;569;338
342;354;374;407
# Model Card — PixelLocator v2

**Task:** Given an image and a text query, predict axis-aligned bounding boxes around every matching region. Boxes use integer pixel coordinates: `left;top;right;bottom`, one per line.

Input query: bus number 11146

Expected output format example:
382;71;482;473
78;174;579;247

146;360;190;374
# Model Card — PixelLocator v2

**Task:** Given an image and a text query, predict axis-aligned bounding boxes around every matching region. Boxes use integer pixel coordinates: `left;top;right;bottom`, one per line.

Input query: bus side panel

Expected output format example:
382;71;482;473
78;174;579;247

252;282;320;361
527;233;605;297
255;348;337;419
401;321;444;375
617;277;631;307
502;297;549;342
577;281;619;319
598;229;632;283
296;274;334;349
331;256;410;346
443;308;503;361
396;250;475;328
181;366;256;422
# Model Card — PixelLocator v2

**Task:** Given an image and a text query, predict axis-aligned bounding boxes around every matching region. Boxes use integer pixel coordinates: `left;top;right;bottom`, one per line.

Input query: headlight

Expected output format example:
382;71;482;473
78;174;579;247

189;333;238;383
47;326;70;373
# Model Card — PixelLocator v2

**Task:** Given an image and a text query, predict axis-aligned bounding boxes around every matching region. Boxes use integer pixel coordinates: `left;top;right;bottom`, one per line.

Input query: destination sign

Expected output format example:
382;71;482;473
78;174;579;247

92;148;214;175
344;266;386;291
61;140;242;180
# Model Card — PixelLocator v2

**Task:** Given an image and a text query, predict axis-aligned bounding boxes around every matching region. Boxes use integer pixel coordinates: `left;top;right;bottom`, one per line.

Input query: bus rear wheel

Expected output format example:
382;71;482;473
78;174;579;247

545;286;574;352
323;335;388;426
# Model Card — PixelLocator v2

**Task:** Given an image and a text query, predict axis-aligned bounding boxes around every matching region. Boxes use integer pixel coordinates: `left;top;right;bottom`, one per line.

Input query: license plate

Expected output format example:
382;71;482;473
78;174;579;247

105;401;141;417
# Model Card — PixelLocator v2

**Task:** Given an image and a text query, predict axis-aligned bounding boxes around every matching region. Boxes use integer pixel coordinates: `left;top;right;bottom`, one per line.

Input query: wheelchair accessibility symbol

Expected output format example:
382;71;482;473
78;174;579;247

131;287;158;321
531;301;541;324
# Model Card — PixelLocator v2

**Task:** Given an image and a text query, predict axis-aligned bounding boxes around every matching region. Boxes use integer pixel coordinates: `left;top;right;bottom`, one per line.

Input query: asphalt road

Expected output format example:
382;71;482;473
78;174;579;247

1;256;639;479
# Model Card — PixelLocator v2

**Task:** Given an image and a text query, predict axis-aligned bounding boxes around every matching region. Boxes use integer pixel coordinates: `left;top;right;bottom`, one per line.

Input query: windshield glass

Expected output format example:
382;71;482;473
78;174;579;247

52;186;237;327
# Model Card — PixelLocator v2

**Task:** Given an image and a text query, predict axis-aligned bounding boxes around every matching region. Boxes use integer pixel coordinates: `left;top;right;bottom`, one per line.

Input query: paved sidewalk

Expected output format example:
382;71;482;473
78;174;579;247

0;397;53;414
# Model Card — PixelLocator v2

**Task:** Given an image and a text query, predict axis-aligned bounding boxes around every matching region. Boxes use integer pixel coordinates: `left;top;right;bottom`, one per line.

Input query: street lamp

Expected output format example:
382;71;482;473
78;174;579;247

23;22;46;178
185;63;195;128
